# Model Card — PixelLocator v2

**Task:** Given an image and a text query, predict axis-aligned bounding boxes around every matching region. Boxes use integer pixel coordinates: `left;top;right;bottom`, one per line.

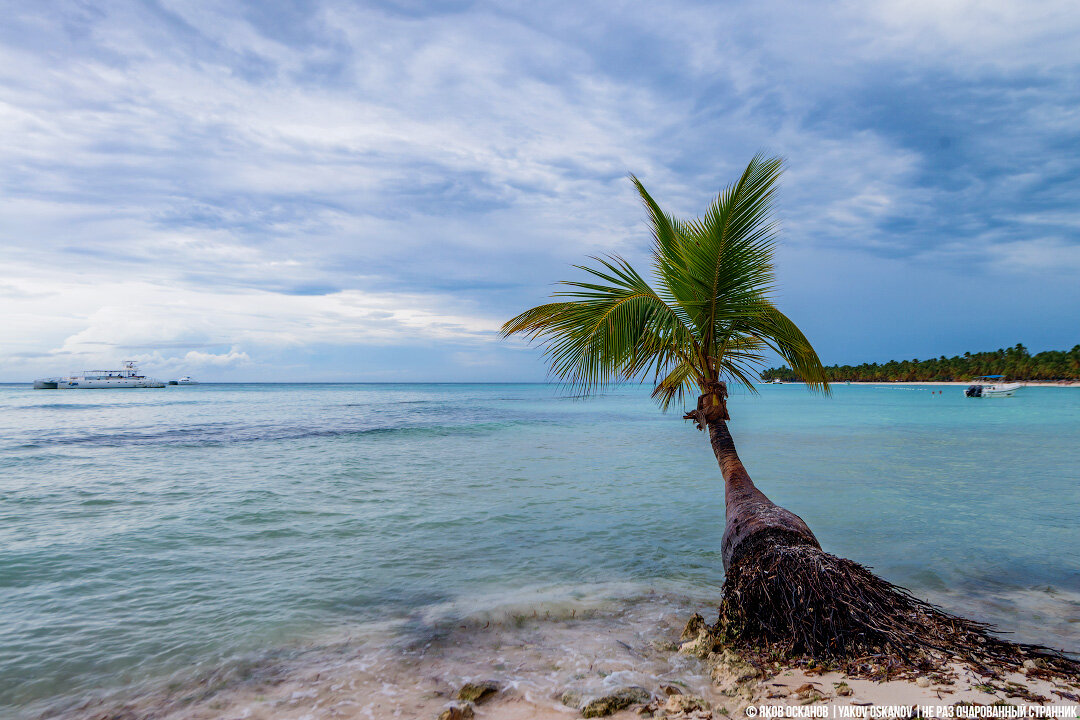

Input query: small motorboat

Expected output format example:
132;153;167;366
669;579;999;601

964;375;1022;398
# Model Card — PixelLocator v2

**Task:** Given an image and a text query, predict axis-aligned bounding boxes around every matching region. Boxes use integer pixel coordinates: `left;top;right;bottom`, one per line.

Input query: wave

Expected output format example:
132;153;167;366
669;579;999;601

7;401;203;411
922;584;1080;654
18;581;715;720
13;419;527;449
9;577;1079;720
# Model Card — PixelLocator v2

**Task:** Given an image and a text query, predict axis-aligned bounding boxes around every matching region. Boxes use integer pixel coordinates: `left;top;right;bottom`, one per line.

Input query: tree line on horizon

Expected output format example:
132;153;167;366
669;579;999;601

760;343;1080;382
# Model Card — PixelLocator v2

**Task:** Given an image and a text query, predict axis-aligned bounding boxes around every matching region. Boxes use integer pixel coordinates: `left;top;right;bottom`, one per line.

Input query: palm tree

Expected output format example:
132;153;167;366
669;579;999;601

502;153;827;573
503;155;1078;674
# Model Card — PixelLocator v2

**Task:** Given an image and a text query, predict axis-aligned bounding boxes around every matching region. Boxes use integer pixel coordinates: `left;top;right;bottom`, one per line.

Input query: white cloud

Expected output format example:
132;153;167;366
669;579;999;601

177;347;251;367
854;0;1080;70
124;347;253;378
0;272;504;378
984;237;1080;273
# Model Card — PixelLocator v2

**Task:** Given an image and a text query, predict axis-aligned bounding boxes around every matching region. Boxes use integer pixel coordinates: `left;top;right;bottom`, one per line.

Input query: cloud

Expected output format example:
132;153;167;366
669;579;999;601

127;347;253;377
19;278;499;347
1;0;1078;380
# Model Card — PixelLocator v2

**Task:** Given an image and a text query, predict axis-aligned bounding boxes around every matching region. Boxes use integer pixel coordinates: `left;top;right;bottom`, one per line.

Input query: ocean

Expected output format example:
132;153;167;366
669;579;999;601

1;382;1077;717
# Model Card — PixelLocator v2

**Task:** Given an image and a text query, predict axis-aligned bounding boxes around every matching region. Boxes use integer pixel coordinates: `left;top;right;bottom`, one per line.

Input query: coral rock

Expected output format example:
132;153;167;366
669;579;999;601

457;681;499;704
438;704;475;720
582;687;652;717
561;689;585;709
710;650;762;699
664;693;710;713
681;614;707;641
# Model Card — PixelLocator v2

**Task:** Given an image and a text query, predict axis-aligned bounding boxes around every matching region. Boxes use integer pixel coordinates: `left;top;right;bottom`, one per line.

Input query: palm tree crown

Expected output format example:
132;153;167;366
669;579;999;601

502;154;829;411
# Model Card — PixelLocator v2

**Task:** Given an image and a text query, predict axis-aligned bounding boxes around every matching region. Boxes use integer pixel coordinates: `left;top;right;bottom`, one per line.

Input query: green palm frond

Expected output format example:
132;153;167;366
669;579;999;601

503;154;829;409
502;255;698;395
650;359;700;411
741;304;830;394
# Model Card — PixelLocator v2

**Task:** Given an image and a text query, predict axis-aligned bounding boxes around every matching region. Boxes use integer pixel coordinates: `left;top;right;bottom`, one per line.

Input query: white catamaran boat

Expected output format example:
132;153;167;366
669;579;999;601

964;375;1022;398
34;361;166;389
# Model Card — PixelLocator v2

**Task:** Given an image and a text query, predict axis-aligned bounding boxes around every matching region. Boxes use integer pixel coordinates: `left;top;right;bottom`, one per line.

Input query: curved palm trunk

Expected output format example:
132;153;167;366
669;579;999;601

707;419;819;570
699;410;1079;677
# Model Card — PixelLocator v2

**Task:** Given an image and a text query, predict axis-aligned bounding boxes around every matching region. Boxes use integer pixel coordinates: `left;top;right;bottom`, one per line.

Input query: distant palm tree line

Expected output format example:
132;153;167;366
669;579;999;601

760;343;1080;382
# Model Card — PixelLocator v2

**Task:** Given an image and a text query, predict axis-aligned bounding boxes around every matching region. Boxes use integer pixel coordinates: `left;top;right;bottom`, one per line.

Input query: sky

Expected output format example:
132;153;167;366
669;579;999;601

1;0;1079;382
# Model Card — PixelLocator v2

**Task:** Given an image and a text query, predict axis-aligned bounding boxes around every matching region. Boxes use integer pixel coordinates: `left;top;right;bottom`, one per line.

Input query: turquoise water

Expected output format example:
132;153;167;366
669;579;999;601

1;383;1078;716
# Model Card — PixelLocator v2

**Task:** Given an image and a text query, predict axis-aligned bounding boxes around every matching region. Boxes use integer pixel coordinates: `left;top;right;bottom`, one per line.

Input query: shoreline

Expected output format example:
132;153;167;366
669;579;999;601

51;624;1080;720
40;588;1079;720
812;381;1079;387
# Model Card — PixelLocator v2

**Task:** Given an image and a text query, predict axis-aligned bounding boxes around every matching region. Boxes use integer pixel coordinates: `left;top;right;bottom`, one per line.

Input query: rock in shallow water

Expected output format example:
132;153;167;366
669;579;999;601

664;693;709;713
438;704;475;720
582;686;652;717
561;689;585;708
681;613;707;641
457;681;499;704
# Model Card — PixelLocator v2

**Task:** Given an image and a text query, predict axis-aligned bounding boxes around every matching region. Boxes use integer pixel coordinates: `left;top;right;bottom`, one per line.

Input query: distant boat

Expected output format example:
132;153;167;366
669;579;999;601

34;361;165;389
176;376;198;385
964;375;1022;398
